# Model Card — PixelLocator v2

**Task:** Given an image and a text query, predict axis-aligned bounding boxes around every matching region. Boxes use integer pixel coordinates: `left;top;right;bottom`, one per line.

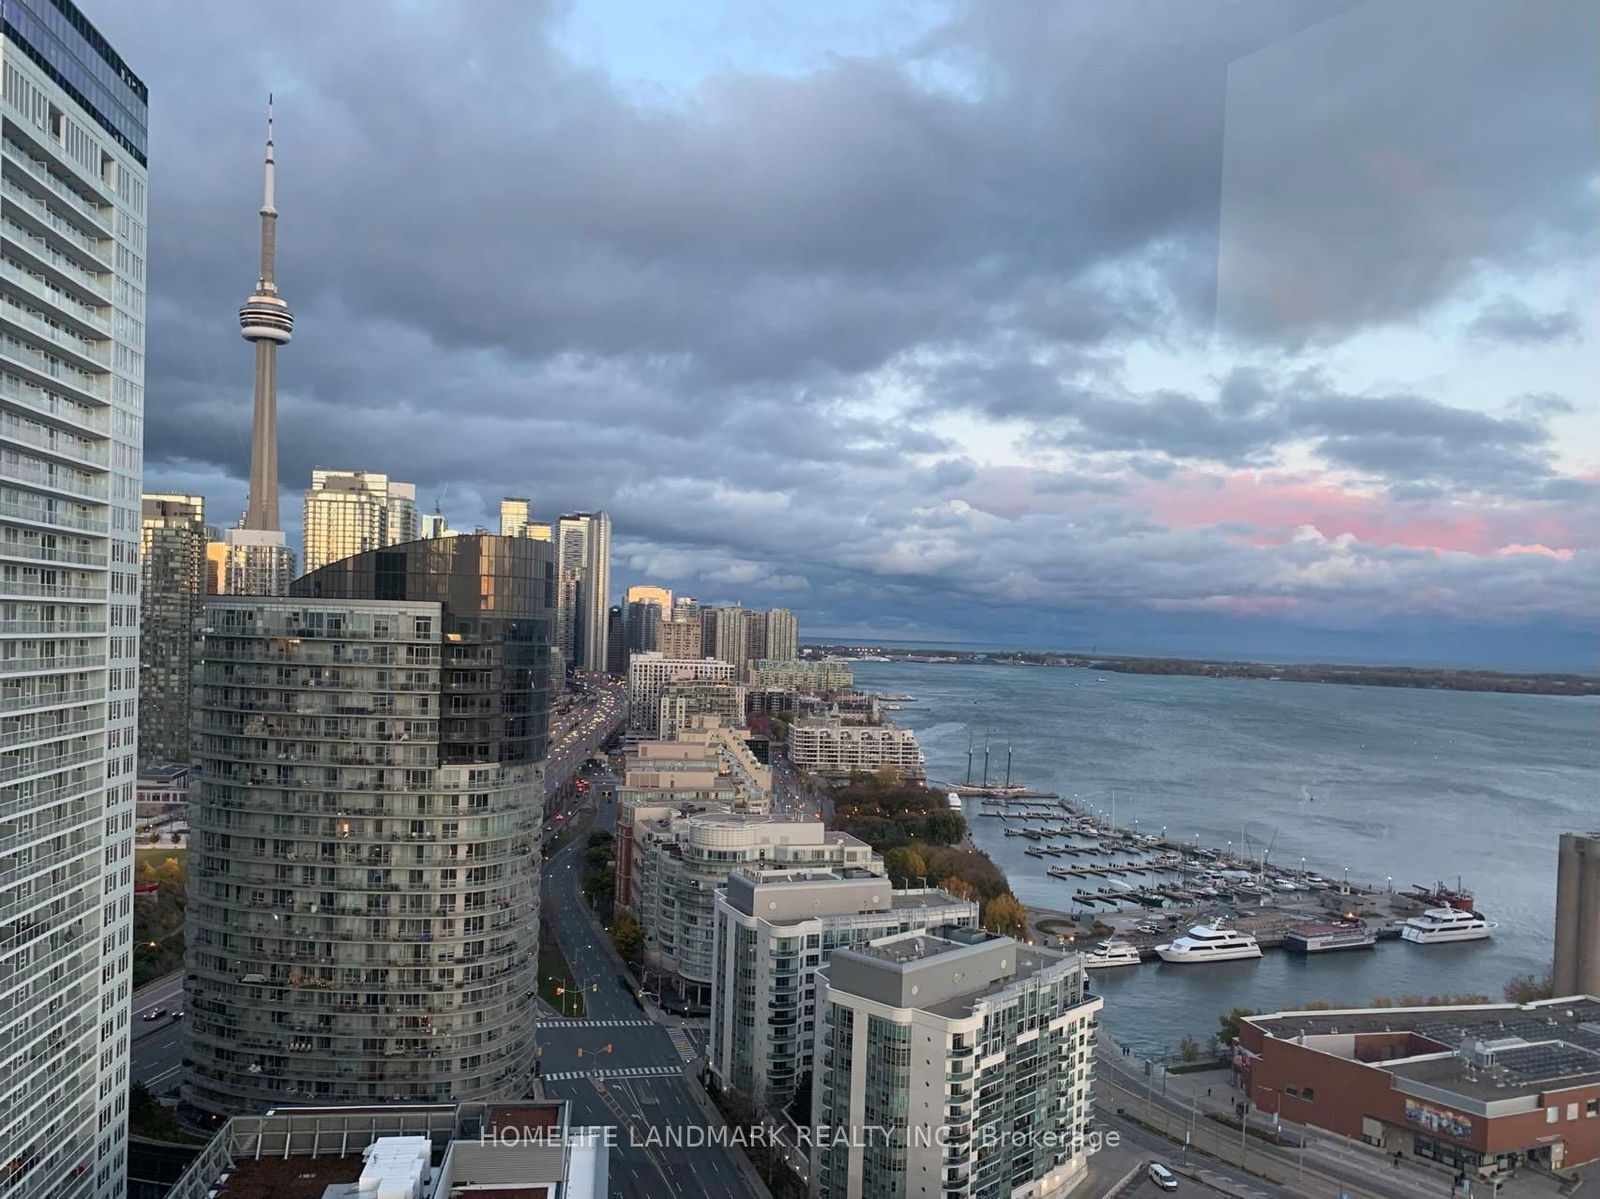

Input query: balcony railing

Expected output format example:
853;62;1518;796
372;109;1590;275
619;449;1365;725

0;497;106;533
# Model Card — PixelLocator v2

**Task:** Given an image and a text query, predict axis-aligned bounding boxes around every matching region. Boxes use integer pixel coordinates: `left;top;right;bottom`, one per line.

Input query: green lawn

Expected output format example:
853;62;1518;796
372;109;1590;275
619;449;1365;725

538;942;586;1017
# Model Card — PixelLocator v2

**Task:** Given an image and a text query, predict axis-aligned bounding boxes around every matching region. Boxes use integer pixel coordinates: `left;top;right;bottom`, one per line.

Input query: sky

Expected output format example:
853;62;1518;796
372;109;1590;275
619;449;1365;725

98;0;1597;667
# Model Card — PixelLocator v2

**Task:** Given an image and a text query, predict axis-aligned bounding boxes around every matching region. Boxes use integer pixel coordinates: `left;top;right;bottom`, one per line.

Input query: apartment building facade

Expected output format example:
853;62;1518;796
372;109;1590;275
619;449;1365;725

710;871;979;1113
813;928;1102;1199
788;717;925;778
183;535;553;1115
0;3;148;1192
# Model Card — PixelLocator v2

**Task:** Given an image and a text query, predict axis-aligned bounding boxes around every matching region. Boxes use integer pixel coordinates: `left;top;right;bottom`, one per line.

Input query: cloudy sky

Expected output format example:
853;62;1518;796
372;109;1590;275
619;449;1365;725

101;0;1596;666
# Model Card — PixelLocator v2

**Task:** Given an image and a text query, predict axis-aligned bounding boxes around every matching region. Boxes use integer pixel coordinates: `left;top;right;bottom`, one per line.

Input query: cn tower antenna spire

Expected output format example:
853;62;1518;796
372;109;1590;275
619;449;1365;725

239;95;293;532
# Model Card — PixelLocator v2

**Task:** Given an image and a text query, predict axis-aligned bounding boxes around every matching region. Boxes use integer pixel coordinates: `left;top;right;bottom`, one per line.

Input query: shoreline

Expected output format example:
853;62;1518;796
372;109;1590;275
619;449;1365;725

814;646;1598;696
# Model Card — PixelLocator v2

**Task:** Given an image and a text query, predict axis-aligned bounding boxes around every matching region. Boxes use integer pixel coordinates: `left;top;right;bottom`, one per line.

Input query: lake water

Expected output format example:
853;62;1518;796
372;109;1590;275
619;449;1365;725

849;660;1598;1056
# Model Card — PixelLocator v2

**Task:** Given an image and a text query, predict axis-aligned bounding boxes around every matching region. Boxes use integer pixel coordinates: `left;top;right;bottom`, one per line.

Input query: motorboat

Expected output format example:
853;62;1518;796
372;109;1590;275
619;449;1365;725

1082;941;1143;969
1400;906;1497;944
1155;922;1262;963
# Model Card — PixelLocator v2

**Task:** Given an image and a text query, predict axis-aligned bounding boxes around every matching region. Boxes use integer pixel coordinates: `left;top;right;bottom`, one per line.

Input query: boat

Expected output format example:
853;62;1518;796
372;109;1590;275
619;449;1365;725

1082;941;1143;969
1400;907;1497;944
946;792;963;811
1284;922;1377;954
1407;881;1476;912
1154;922;1263;963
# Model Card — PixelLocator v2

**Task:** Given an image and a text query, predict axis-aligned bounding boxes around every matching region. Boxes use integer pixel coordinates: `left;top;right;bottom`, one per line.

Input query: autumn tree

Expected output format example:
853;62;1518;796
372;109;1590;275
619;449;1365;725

982;894;1026;938
884;847;928;886
939;875;977;902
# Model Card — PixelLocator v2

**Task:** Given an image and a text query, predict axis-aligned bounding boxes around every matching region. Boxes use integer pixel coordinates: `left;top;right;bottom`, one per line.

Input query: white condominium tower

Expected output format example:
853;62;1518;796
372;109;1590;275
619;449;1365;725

0;2;148;1194
813;928;1102;1199
301;468;418;573
555;510;610;674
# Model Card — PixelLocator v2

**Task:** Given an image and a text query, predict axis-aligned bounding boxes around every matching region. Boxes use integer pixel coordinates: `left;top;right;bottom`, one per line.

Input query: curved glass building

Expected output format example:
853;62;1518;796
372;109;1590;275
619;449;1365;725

182;535;553;1115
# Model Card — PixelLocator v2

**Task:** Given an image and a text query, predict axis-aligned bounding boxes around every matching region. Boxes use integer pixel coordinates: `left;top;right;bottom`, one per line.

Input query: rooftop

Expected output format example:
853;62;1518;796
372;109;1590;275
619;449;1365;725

1249;996;1600;1100
172;1102;595;1199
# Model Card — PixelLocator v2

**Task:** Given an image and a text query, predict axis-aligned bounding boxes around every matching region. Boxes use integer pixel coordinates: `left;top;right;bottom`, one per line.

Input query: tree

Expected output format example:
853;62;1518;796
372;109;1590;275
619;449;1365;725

938;875;977;902
1504;972;1553;1004
884;847;927;886
1178;1035;1200;1063
922;810;966;845
1217;1007;1256;1046
608;910;644;963
982;894;1026;938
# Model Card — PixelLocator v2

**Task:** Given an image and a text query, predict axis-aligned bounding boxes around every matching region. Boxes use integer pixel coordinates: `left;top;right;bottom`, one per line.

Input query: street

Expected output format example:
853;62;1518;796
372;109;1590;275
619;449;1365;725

545;680;626;799
130;971;187;1093
537;787;765;1199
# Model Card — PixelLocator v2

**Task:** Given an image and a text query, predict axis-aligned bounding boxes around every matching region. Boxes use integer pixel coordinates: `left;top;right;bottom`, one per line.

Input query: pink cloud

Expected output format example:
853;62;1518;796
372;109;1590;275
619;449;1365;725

1136;470;1586;555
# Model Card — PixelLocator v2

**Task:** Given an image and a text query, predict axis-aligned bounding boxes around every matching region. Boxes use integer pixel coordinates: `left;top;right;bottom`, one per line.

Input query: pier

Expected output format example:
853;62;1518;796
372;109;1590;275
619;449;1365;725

965;790;1447;967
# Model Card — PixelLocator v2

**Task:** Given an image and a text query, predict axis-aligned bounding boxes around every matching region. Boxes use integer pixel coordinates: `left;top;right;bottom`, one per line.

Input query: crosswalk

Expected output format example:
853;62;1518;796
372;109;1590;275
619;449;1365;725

539;1018;654;1028
667;1027;698;1063
541;1064;684;1083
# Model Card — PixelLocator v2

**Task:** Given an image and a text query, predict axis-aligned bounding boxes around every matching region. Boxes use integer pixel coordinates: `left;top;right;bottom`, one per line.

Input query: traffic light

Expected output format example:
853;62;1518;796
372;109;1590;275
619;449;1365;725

591;982;598;992
604;1043;613;1054
576;1048;584;1057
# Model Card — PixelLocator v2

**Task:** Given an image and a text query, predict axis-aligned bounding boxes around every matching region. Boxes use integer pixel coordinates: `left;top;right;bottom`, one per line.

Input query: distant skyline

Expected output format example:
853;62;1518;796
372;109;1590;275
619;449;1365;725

103;0;1597;665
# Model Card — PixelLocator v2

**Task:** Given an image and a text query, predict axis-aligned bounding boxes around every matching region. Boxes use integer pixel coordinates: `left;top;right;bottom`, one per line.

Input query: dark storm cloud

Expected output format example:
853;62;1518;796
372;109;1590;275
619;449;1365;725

1216;0;1597;345
102;0;1595;647
1466;298;1584;347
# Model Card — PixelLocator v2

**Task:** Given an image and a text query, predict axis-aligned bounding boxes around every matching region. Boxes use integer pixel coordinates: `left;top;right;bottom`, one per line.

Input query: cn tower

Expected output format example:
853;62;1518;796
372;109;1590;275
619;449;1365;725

239;97;292;531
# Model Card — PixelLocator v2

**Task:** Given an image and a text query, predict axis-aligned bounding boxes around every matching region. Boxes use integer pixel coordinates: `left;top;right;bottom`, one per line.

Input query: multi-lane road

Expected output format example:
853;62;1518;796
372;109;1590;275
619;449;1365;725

545;680;626;798
129;971;187;1094
537;776;764;1199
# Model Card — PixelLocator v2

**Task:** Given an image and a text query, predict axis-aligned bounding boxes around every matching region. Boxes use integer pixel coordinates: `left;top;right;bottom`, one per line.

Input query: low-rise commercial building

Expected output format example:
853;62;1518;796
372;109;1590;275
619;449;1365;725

1236;997;1600;1176
812;927;1102;1199
166;1101;607;1199
628;811;878;1009
710;871;979;1113
789;717;925;778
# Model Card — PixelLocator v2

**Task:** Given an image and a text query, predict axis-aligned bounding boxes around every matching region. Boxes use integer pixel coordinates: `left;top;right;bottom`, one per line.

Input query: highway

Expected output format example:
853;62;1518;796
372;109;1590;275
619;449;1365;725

537;779;763;1199
545;679;626;798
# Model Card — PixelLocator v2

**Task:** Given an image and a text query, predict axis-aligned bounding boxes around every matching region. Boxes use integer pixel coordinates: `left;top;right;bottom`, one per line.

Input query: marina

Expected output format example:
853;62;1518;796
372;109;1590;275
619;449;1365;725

859;658;1595;1052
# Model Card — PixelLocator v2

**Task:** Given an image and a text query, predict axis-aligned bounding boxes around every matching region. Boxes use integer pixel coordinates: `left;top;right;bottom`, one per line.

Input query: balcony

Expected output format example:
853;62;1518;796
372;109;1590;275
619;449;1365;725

0;539;107;568
0;363;108;426
0;177;112;266
1;653;107;676
0;714;98;748
0;743;101;783
1;455;105;500
0;686;104;714
0;577;106;601
1;131;112;230
0;215;108;301
0;497;105;534
0;411;108;467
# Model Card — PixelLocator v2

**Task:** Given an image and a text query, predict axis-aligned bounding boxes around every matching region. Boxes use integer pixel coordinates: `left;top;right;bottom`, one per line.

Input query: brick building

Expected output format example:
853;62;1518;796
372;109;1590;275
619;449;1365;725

1236;997;1600;1179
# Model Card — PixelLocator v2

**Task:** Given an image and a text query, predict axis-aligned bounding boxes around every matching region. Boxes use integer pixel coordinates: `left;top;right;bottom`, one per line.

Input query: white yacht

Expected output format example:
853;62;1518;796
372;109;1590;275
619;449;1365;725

1155;923;1262;963
1400;907;1497;944
1082;941;1143;969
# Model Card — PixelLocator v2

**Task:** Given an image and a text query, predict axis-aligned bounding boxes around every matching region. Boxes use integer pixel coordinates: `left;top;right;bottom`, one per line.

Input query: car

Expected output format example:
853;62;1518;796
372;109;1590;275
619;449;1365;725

1148;1162;1179;1191
143;1008;165;1020
171;1010;184;1020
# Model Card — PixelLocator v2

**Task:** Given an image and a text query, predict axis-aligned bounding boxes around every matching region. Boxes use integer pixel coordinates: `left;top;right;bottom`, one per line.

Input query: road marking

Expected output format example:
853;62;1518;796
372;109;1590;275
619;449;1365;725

667;1028;698;1063
541;1064;683;1082
540;1018;655;1028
